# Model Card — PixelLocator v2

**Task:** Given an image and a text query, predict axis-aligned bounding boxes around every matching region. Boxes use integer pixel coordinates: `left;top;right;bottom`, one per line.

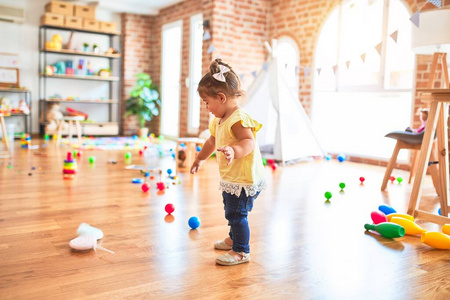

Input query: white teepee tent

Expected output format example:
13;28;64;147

243;55;326;164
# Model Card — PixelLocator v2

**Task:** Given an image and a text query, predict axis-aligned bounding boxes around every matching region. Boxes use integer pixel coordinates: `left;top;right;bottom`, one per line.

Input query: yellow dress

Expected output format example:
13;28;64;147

209;108;266;197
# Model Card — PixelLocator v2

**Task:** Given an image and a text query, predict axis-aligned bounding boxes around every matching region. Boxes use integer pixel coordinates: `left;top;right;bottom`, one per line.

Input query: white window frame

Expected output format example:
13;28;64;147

187;13;203;135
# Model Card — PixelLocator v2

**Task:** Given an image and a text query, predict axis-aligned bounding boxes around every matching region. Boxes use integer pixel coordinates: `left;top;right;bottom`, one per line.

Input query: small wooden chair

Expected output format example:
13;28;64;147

381;130;440;194
56;115;85;146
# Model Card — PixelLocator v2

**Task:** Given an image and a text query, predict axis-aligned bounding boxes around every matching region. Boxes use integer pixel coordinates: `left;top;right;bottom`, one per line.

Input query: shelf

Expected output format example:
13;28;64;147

40;74;119;82
41;49;120;59
41;99;118;104
40;25;121;36
9;113;30;116
0;87;31;93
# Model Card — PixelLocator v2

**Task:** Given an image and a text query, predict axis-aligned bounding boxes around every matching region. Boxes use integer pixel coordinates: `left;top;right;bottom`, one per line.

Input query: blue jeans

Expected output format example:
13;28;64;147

222;189;260;254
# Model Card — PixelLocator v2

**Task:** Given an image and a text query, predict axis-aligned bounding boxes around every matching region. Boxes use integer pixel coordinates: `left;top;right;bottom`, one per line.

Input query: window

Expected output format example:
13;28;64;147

188;14;203;134
312;0;414;160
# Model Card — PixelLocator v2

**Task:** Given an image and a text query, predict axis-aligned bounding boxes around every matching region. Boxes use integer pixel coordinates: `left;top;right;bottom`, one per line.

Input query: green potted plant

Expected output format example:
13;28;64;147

124;73;161;137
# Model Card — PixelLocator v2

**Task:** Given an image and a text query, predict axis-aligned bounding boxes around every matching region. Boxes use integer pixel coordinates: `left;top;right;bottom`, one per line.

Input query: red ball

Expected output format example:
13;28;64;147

165;203;175;214
271;163;278;171
139;150;143;156
141;183;150;192
156;182;165;191
77;151;82;157
359;177;365;183
267;159;275;165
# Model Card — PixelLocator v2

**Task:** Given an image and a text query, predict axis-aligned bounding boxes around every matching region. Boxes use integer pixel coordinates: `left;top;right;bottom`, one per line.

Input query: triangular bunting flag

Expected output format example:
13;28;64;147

262;62;268;71
389;30;398;43
332;65;338;74
207;44;215;54
375;42;382;56
428;0;441;8
251;71;257;77
317;68;322;76
346;61;351;69
360;53;366;63
203;30;211;41
410;11;420;28
304;67;310;78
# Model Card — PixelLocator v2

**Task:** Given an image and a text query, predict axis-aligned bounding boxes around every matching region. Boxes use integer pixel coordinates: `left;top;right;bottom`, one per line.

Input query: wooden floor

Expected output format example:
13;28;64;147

1;139;449;299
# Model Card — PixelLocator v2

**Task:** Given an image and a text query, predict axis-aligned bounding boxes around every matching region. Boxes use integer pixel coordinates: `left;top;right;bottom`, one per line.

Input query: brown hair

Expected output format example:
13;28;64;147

197;58;244;98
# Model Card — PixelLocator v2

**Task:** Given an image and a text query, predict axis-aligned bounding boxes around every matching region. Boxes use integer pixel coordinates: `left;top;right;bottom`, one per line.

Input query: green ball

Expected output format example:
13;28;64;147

396;177;403;183
73;151;77;158
125;152;132;159
44;134;49;140
158;135;165;141
324;191;332;200
89;156;95;164
7;165;12;169
262;158;267;166
339;182;346;190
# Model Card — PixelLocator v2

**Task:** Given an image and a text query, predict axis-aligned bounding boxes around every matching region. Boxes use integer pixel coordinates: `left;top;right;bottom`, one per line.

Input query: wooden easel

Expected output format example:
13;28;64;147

0;114;11;158
407;52;450;224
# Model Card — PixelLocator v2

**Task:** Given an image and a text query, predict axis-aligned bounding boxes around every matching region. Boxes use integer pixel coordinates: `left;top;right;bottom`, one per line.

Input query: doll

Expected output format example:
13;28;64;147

406;108;428;133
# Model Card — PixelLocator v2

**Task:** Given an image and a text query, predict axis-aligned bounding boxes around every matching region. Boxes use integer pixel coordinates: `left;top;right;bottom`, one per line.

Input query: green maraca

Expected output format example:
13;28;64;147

324;191;332;202
339;182;346;191
396;177;403;184
364;222;405;238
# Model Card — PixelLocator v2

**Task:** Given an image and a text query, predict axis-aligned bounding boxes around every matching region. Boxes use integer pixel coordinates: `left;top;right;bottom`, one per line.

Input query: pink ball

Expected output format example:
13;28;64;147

165;203;175;214
141;183;150;192
371;211;387;224
359;177;365;183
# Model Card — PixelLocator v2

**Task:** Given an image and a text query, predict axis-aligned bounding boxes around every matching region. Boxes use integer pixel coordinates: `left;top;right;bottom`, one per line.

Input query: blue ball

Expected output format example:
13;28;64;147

337;154;346;162
167;168;173;175
132;135;138;139
188;216;200;229
438;208;441;216
325;154;332;161
196;145;202;152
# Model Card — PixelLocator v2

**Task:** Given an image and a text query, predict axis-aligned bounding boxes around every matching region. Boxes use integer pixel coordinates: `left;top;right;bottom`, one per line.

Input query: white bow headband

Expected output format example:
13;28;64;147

212;65;230;82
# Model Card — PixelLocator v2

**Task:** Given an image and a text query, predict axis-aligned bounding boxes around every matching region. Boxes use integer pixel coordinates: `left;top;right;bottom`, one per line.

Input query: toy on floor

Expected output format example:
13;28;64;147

63;152;77;179
364;222;405;238
339;182;346;192
371;211;388;224
165;203;175;214
89;156;95;164
325;154;332;161
421;231;450;249
378;204;396;215
69;223;114;254
324;191;332;202
359;177;365;184
396;177;403;184
132;178;144;184
442;224;450;235
386;213;414;222
142;183;150;192
337;154;346;162
125;152;132;159
389;217;426;235
389;176;396;183
188;216;201;229
21;134;31;148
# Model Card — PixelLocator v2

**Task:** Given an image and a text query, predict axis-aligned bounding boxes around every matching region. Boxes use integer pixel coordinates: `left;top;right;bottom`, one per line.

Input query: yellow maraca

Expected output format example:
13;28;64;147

421;232;450;250
389;217;426;235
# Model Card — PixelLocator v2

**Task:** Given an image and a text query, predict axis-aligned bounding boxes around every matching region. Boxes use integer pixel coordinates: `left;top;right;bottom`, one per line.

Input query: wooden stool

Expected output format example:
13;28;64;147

0;114;10;157
408;89;450;223
56;116;85;147
381;137;440;194
176;138;205;173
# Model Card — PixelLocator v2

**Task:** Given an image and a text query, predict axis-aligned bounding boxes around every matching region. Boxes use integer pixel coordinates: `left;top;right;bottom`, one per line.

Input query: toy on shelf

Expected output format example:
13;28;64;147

45;34;63;51
63;152;77;179
105;47;120;55
83;42;89;52
364;222;405;239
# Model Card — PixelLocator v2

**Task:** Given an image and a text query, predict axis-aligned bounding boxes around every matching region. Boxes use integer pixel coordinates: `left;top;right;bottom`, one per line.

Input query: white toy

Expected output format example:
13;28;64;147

69;223;114;254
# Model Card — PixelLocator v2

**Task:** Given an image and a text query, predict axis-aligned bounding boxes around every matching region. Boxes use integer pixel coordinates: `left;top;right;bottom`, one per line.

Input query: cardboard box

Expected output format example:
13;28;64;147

83;19;99;31
99;21;117;33
82;122;119;135
41;13;64;26
74;5;95;20
45;1;74;16
64;16;83;29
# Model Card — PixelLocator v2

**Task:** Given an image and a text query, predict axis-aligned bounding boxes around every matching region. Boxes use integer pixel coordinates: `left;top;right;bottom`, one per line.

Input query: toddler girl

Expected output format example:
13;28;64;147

190;59;266;266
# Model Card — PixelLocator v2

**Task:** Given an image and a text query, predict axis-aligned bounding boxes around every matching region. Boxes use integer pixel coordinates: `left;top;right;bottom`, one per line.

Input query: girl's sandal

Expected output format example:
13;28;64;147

214;239;233;250
215;252;250;266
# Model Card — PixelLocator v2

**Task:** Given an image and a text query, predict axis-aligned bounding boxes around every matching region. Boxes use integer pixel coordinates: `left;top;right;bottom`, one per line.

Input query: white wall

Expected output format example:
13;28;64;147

0;0;121;134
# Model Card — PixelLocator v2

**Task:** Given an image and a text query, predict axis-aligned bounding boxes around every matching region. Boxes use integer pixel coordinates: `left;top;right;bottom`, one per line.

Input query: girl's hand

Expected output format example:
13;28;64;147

190;159;204;174
217;146;235;165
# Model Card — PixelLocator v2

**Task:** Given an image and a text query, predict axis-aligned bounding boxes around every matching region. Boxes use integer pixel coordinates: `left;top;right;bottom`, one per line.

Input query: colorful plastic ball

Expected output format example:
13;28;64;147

188;216;201;229
324;191;332;201
44;134;50;141
125;152;132;159
158;135;165;141
267;159;275;165
167;168;173;175
271;163;278;171
396;177;403;184
156;182;165;191
359;177;365;184
165;203;175;214
73;151;77;158
339;182;346;190
141;183;150;192
325;154;332;161
132;135;138;139
139;150;143;156
196;145;202;152
262;158;267;166
88;156;95;164
337;154;346;162
77;151;82;157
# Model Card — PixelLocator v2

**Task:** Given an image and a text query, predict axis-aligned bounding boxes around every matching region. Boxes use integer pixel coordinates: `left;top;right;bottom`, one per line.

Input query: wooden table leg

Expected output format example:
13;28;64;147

436;103;449;217
408;102;441;215
381;142;401;191
0;115;9;152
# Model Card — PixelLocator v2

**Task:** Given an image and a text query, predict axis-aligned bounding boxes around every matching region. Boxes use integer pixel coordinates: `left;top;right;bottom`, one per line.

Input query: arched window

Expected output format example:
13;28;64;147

275;37;300;96
312;0;414;160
